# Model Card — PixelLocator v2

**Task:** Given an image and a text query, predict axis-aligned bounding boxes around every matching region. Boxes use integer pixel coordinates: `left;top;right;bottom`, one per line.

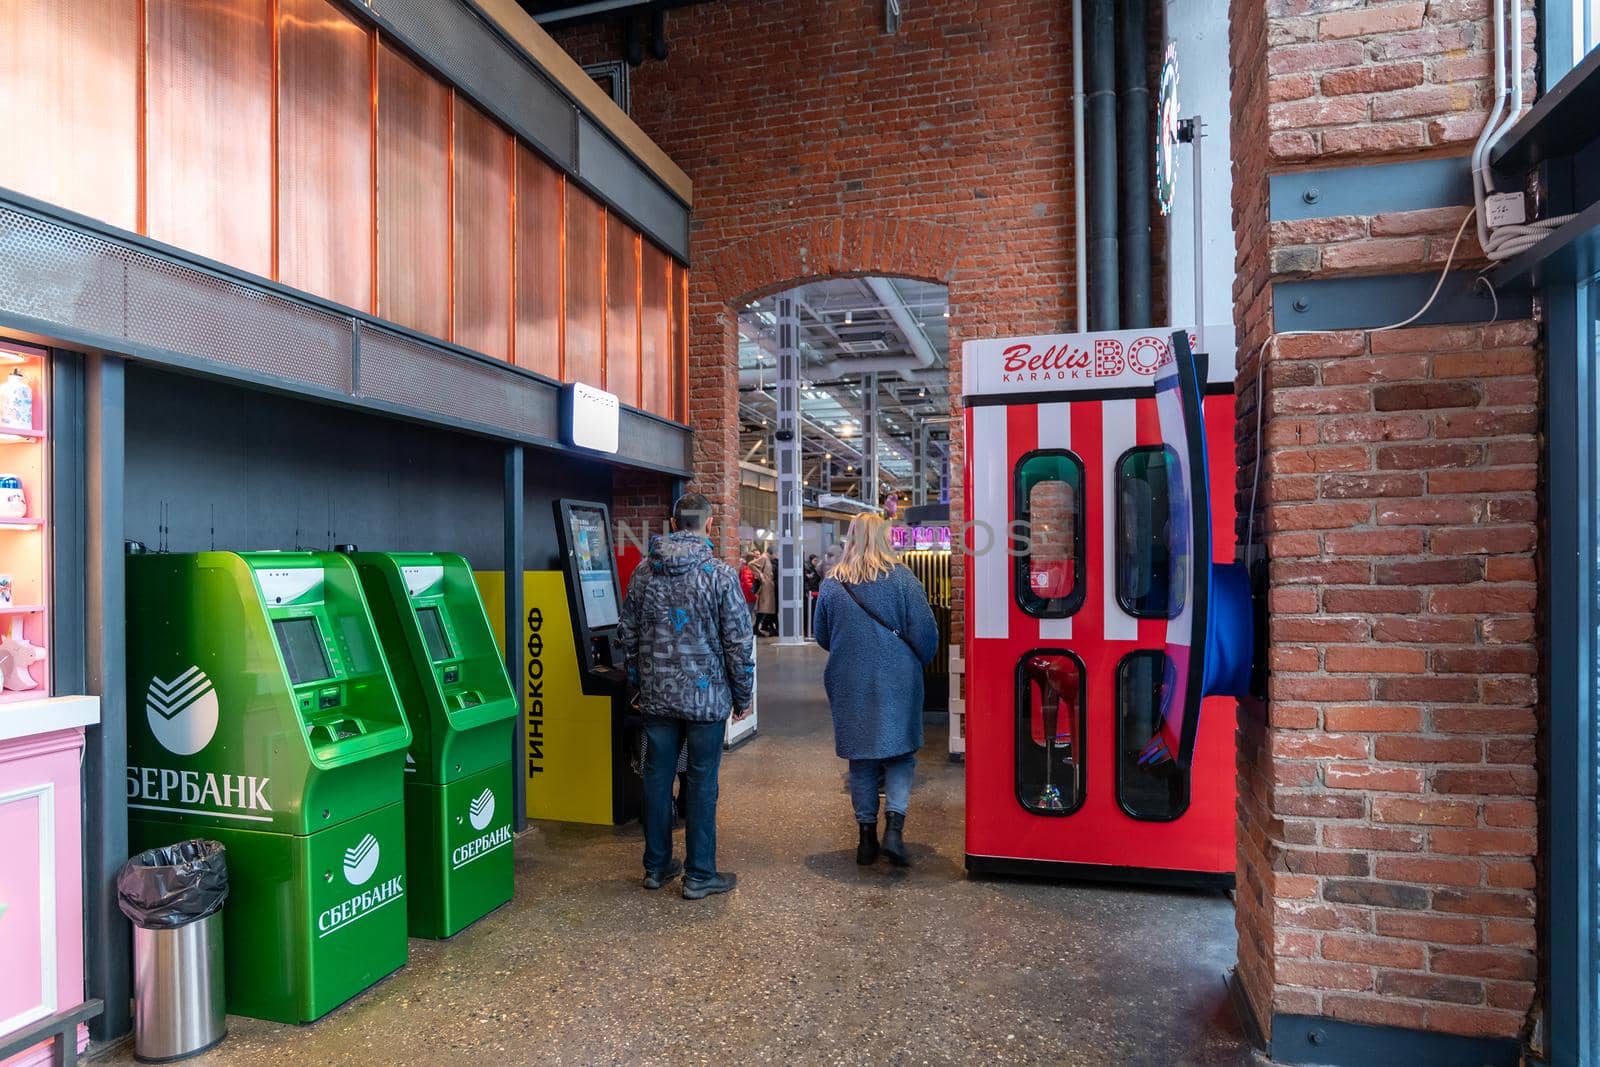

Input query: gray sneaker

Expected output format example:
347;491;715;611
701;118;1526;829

643;859;683;890
682;871;737;900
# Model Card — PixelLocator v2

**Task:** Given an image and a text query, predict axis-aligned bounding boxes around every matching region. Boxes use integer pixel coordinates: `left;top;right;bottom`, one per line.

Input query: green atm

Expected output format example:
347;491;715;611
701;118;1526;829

126;551;412;1024
349;552;517;939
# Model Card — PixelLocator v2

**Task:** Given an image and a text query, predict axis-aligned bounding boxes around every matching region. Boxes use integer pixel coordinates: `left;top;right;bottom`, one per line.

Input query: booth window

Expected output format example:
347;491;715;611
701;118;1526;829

1116;445;1181;619
1013;450;1086;618
1115;651;1189;821
1015;650;1086;816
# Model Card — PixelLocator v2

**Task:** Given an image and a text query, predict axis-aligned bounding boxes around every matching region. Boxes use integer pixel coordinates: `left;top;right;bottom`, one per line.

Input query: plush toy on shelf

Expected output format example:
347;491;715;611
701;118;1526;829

0;634;45;691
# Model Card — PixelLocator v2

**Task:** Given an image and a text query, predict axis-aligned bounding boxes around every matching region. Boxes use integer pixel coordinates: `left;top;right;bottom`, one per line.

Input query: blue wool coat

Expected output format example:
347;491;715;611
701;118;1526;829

812;565;940;760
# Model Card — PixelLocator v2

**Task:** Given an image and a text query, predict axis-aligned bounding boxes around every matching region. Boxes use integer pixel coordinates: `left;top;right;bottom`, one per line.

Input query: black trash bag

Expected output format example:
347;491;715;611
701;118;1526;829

116;839;229;929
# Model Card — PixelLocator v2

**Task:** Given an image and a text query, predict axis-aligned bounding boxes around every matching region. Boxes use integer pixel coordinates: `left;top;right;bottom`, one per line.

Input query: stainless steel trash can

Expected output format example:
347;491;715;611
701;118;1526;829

132;909;226;1061
116;839;229;1063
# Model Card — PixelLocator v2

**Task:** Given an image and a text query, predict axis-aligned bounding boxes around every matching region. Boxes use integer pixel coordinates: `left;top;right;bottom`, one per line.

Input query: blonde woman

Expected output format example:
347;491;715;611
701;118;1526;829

812;513;939;866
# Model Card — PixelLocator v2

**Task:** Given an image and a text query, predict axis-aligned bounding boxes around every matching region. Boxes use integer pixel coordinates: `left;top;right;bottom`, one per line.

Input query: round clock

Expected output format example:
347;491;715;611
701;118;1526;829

1156;40;1181;217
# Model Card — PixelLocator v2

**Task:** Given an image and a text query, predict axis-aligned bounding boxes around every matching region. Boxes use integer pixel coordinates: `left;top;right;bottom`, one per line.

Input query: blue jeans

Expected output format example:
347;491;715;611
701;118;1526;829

642;717;725;880
848;752;916;824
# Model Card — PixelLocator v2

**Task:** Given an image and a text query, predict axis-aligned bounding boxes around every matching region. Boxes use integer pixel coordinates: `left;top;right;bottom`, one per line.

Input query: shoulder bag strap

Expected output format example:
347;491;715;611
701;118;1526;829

836;579;921;659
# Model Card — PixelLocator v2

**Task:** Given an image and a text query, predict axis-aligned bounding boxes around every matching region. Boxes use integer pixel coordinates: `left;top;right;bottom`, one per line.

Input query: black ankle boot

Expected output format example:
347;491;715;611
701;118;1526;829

856;822;880;865
882;812;909;867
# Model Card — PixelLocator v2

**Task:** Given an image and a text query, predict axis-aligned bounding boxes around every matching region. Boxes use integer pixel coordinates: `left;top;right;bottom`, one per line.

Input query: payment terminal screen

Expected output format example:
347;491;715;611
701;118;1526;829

568;506;619;629
274;616;333;685
415;605;453;662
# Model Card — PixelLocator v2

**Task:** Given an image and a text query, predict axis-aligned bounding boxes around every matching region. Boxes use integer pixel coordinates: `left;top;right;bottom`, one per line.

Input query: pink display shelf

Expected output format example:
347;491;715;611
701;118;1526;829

0;698;99;1067
0;341;48;705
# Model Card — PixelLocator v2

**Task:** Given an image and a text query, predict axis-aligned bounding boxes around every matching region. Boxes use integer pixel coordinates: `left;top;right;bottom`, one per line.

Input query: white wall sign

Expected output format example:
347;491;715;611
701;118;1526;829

562;383;620;454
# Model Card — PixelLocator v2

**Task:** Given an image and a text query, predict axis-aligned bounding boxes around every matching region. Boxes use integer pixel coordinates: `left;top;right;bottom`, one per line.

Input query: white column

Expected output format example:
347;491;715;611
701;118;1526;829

775;292;806;645
861;373;880;506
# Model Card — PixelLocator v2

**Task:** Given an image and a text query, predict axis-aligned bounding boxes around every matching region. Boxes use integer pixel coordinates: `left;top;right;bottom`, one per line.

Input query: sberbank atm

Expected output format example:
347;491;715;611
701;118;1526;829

126;551;412;1024
349;552;517;939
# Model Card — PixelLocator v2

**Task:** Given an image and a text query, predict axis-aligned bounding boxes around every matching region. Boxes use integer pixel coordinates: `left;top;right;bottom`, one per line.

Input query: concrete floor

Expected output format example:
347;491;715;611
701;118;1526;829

99;643;1249;1066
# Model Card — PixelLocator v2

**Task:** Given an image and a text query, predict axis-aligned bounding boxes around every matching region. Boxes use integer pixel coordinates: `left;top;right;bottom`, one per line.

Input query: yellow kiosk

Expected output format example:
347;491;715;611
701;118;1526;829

477;499;639;825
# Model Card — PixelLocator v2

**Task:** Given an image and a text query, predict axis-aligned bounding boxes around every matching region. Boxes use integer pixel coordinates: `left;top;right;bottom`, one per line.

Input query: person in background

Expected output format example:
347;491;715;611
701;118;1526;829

812;513;939;867
738;544;760;612
821;544;842;579
752;547;778;636
617;493;754;899
803;554;823;638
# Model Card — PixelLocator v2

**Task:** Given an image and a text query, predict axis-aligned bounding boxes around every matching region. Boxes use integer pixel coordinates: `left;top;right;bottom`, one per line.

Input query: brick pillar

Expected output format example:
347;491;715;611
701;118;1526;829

688;297;741;562
1231;0;1540;1052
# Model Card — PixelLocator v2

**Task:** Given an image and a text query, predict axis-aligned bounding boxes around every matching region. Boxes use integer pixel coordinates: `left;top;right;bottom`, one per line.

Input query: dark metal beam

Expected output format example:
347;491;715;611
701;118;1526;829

1272;272;1527;332
83;354;129;1040
504;445;528;834
1085;0;1120;330
1115;0;1151;327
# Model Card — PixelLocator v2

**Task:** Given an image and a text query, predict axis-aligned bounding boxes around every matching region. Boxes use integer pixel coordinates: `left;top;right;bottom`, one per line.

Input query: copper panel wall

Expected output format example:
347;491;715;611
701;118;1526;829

639;240;672;418
377;43;451;340
514;147;563;381
452;97;513;362
278;0;373;311
671;262;688;422
146;0;274;276
605;219;640;406
0;1;140;230
564;186;605;389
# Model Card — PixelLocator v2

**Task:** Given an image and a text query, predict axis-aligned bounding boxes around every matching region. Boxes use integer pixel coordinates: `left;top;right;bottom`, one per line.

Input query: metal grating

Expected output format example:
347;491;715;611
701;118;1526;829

617;410;691;472
355;0;576;166
577;116;690;258
0;195;689;475
357;323;559;441
0;205;351;391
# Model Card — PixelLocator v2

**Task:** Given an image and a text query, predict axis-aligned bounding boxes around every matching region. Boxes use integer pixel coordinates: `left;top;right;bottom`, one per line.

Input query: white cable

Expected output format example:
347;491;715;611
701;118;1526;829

1484;213;1578;260
1473;0;1570;262
1472;0;1511;251
1244;208;1478;558
1484;0;1525;196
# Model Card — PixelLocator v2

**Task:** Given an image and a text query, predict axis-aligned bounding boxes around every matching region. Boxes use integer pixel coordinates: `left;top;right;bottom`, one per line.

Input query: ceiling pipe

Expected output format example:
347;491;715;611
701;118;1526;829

1116;0;1152;328
624;14;645;66
1071;0;1088;332
1085;0;1120;330
649;7;669;60
738;357;943;388
534;0;654;25
862;277;939;369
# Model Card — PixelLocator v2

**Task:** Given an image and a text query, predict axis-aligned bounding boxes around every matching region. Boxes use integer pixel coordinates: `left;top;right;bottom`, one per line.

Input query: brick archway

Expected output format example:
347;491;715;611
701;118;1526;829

683;215;968;562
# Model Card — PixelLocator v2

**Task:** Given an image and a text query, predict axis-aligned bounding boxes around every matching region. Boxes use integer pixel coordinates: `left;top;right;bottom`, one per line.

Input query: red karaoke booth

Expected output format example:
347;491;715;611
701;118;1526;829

960;328;1238;888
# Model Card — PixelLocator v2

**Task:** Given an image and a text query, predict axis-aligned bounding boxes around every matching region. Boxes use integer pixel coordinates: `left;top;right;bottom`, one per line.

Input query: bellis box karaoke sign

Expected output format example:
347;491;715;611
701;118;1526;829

962;327;1201;398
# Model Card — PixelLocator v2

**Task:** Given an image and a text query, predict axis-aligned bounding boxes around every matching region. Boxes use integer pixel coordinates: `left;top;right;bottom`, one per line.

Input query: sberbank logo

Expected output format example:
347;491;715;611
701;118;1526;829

468;787;496;831
343;833;381;885
145;666;219;756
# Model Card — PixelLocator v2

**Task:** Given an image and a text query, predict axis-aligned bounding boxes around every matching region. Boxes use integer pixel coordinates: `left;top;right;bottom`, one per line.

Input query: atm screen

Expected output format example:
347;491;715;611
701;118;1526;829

274;616;333;685
567;506;619;629
415;605;453;662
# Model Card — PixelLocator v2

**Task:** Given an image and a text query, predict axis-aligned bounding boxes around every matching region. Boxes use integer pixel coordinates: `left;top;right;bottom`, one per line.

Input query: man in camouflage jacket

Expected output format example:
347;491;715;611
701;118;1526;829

618;492;753;899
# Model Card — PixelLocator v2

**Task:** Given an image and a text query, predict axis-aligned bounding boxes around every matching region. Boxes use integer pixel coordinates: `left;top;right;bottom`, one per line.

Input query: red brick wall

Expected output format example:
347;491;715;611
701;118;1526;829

554;0;1086;607
611;466;677;582
1231;0;1541;1044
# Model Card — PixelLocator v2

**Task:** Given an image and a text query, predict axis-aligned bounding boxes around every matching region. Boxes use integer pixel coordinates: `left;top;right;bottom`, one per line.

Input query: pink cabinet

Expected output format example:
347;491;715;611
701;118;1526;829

0;698;99;1067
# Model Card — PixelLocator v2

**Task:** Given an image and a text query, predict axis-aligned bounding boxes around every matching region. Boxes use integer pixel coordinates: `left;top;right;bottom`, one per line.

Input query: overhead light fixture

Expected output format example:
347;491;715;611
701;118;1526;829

844;310;853;325
943;306;950;318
